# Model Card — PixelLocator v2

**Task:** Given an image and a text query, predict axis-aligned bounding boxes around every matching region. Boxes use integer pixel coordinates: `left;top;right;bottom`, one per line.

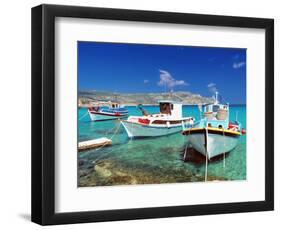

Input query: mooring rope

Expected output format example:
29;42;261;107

78;111;89;121
223;129;226;168
93;136;135;164
184;145;188;161
91;121;122;164
183;127;191;161
205;128;208;182
101;119;120;136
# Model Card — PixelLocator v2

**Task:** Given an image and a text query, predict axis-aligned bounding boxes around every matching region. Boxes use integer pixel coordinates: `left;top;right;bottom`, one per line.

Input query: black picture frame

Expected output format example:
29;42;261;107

31;4;274;225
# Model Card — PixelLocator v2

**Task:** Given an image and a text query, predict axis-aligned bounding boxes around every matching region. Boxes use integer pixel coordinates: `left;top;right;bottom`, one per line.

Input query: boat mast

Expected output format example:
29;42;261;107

214;91;219;104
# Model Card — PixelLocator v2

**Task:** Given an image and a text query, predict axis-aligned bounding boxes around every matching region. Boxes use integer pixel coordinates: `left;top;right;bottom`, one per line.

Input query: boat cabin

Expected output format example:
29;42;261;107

203;92;229;121
89;101;124;113
203;103;229;120
109;102;121;109
159;100;182;119
195;103;229;130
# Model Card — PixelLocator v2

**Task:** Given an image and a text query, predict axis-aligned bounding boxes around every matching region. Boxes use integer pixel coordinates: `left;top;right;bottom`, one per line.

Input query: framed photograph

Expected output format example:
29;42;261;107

31;4;274;225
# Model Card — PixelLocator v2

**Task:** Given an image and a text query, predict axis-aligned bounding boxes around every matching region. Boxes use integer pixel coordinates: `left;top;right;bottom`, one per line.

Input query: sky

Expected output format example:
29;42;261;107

78;41;246;104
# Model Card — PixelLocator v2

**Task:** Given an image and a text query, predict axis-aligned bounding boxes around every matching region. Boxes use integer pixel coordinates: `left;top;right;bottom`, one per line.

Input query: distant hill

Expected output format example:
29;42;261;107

78;90;213;106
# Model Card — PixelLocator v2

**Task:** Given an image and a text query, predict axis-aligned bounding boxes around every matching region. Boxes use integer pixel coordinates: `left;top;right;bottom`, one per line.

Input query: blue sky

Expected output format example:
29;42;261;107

78;41;246;104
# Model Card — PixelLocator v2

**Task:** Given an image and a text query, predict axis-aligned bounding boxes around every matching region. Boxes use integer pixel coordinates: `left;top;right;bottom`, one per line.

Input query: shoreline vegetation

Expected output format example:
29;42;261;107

78;90;214;107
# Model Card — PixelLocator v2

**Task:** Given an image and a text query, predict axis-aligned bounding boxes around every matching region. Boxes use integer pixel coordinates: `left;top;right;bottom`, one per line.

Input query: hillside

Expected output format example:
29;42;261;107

78;90;213;106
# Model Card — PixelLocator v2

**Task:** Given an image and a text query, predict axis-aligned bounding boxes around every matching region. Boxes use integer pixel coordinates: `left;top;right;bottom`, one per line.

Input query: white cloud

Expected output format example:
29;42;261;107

143;79;149;84
207;82;217;94
207;83;216;88
157;69;188;89
233;61;246;69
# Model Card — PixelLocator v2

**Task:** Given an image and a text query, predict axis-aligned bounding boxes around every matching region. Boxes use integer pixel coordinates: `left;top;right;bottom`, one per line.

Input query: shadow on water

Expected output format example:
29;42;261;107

95;129;126;135
181;147;230;165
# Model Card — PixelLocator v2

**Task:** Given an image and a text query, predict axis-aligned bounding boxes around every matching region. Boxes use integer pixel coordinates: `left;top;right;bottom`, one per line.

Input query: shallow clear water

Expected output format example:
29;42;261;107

78;105;246;186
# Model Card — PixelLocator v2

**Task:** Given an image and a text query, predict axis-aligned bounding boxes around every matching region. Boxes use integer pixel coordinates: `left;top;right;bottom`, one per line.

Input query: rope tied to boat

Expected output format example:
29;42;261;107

78;111;89;121
91;121;122;164
223;129;226;168
204;127;208;182
183;126;191;161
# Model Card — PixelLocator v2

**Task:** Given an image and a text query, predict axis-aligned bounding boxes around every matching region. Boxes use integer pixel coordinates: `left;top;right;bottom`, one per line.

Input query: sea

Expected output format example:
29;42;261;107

78;105;246;187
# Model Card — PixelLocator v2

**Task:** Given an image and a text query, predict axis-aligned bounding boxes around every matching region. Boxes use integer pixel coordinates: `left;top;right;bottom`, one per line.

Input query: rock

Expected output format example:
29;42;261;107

94;163;112;177
79;170;88;177
78;160;85;166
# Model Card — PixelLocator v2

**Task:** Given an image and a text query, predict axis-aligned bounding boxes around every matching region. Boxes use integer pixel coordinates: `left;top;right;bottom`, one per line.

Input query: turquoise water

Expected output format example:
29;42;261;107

78;105;246;186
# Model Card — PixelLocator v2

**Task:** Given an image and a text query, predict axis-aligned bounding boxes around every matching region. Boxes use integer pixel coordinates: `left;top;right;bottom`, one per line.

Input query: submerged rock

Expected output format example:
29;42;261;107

94;162;113;177
79;170;88;177
78;160;85;166
78;158;228;187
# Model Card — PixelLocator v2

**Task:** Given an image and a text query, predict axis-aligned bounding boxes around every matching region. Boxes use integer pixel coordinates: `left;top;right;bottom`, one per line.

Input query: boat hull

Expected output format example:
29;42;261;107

88;112;127;121
121;120;183;138
183;128;240;159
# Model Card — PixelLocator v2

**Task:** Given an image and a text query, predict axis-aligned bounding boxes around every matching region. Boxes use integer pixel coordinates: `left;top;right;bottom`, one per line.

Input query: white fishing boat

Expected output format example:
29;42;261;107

182;92;246;159
88;101;128;121
121;100;194;138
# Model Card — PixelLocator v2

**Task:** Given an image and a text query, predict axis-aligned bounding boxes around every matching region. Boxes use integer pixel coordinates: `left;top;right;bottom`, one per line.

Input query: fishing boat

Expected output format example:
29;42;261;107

88;101;128;121
182;92;246;159
121;100;194;138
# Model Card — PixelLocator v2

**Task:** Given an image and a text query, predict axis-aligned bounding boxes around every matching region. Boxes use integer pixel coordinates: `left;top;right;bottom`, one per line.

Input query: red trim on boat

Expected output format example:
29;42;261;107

89;111;127;117
228;123;239;129
138;118;150;124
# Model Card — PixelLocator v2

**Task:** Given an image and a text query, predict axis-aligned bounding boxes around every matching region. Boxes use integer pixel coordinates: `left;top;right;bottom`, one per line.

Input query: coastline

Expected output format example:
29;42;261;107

79;102;247;108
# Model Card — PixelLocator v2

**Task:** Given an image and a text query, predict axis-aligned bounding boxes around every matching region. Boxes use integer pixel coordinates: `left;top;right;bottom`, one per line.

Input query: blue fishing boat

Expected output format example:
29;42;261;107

182;92;246;159
88;101;128;121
